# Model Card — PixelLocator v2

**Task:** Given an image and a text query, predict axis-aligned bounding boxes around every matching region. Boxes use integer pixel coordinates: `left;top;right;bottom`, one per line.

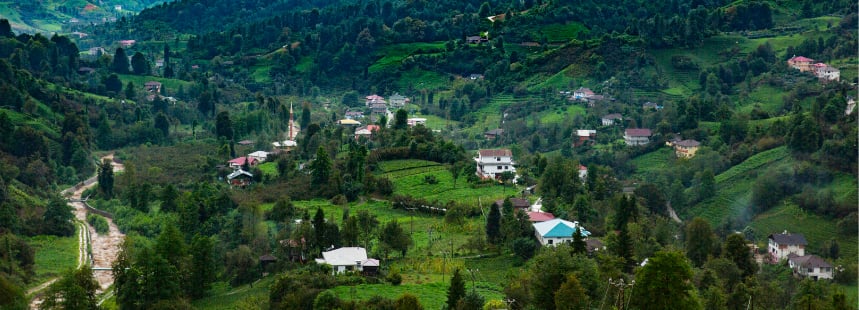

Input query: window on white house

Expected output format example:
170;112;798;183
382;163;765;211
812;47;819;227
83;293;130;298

496;157;500;161
497;166;502;169
548;240;553;245
504;166;508;169
807;268;813;273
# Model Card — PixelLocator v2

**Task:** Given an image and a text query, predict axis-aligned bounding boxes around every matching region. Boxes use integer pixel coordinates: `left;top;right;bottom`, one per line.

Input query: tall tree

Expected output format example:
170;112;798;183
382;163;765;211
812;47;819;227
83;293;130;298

723;233;757;277
486;203;501;244
131;52;149;75
43;196;74;236
215;111;234;140
312;208;325;250
187;234;216;299
393;109;408;129
379;220;411;258
154;112;170;139
97;158;114;198
632;250;700;310
446;268;466;309
572;227;587;255
111;47;130;73
160;184;178;213
40;266;99;310
554;273;589;310
310;147;332;186
685;217;715;267
163;44;173;78
301;103;311;129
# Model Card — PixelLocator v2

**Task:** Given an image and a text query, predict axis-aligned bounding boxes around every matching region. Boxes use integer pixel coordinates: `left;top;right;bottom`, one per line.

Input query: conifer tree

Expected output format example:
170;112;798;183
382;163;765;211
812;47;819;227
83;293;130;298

446;269;466;309
111;47;130;73
486;203;501;244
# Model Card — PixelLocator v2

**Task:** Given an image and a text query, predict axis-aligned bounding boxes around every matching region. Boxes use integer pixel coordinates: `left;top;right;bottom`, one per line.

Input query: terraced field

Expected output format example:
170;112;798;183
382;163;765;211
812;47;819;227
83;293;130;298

685;146;792;224
750;203;857;260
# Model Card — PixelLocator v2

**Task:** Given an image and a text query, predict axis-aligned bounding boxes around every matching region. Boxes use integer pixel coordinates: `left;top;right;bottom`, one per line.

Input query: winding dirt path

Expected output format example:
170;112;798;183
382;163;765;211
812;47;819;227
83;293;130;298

28;154;125;309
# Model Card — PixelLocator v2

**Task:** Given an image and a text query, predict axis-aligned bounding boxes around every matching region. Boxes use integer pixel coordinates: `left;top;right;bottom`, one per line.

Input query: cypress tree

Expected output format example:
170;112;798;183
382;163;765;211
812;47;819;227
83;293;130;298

446;269;466;310
486;203;501;244
111;47;130;73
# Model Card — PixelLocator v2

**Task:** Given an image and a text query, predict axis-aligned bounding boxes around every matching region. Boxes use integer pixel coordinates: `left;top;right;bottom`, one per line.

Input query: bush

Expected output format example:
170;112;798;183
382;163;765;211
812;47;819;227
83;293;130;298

386;271;402;285
331;194;347;206
423;175;438;184
87;214;110;234
376;177;394;195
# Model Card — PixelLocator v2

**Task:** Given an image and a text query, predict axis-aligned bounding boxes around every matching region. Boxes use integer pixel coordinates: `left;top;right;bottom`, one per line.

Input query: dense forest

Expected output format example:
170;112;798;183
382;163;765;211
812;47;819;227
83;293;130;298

0;0;856;308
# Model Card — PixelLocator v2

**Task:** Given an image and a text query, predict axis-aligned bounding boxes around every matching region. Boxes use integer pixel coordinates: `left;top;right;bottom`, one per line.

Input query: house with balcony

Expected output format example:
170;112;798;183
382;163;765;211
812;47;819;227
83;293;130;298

623;128;652;146
768;232;807;263
475;149;516;179
788;255;833;280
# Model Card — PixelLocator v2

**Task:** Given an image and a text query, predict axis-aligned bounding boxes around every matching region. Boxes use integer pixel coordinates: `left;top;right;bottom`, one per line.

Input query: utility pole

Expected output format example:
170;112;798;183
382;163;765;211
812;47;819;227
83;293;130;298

466;268;479;293
607;278;635;310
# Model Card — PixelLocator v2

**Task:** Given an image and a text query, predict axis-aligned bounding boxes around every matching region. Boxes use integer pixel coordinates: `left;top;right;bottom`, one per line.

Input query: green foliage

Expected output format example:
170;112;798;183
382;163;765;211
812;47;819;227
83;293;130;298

98;159;115;199
554;273;589;310
112;48;130;74
43;196;74;236
685;217;715;267
632;250;700;310
87;214;109;234
485;204;500;245
40;265;100;310
0;274;26;310
446;268;466;310
507;246;600;310
723;234;756;278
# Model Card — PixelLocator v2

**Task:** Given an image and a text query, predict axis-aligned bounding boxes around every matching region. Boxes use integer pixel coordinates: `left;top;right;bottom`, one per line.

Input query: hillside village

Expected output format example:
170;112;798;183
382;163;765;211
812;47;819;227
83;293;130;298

0;0;856;308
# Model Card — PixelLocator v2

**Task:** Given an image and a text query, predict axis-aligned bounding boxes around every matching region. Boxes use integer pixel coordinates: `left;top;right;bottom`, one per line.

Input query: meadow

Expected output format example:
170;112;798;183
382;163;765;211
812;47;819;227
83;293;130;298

27;226;80;289
749;203;857;260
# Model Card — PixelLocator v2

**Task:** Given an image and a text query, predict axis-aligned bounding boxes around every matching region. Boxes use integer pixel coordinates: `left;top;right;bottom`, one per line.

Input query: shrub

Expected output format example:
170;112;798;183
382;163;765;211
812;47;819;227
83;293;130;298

423;175;438;184
376;177;394;195
386;271;403;285
87;214;109;234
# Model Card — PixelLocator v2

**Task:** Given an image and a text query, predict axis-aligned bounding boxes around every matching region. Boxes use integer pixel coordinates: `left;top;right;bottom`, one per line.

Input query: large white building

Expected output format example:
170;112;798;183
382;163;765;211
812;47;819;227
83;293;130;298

788;254;833;280
475;149;516;179
315;247;379;275
533;219;590;246
768;232;807;262
623;128;652;146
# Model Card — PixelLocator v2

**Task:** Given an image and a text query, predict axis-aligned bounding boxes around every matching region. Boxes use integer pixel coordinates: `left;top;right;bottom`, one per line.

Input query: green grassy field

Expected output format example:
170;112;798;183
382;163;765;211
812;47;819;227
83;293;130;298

539;103;586;124
369;42;447;74
377;160;520;206
749;203;857;260
393;68;450;91
256;162;278;178
27;227;80;288
192;276;276;309
327;281;504;309
686;146;791;225
738;84;787;116
630;147;673;180
539;22;589;43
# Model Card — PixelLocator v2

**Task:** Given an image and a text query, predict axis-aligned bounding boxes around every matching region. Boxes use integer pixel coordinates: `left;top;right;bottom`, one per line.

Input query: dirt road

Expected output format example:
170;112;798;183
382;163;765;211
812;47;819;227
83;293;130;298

29;154;125;309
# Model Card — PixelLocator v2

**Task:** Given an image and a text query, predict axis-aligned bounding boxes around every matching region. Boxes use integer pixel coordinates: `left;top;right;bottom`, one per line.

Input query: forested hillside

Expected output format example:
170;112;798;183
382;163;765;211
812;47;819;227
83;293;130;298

0;0;856;308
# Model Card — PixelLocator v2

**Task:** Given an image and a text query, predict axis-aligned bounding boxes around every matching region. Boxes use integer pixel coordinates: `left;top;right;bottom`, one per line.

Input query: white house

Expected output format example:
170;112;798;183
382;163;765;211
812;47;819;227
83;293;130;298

388;93;408;108
768;232;807;263
813;63;840;81
407;118;426;126
475;149;516;179
623;128;652;146
578;165;588;181
601;113;622;126
573;87;595;100
533;219;590;246
315;247;380;275
247;151;270;163
846;97;855;115
788;255;833;280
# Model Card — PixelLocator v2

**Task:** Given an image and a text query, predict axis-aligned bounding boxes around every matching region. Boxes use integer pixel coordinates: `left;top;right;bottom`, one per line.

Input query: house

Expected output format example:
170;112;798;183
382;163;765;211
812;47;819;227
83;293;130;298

574;130;596;147
370;103;388;114
623;128;652;146
237;140;254;146
365;94;385;107
118;40;136;48
846;97;855;115
338;119;361;126
527;211;556;222
642;102;664;110
788;255;833;280
315;247;379;275
787;56;814;72
70;31;88;38
144;81;162;93
813;63;840;81
407;118;426;127
354;125;380;140
601;113;623;126
671;139;700;158
345;111;365;120
468;74;484;80
227;156;259;169
388;93;408;108
484;128;503;140
88;47;106;56
465;35;488;44
247;151;270;163
226;169;253;187
573;87;595;100
768;232;807;262
578;165;588;181
533;219;590;246
474;149;516;179
493;198;531;209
